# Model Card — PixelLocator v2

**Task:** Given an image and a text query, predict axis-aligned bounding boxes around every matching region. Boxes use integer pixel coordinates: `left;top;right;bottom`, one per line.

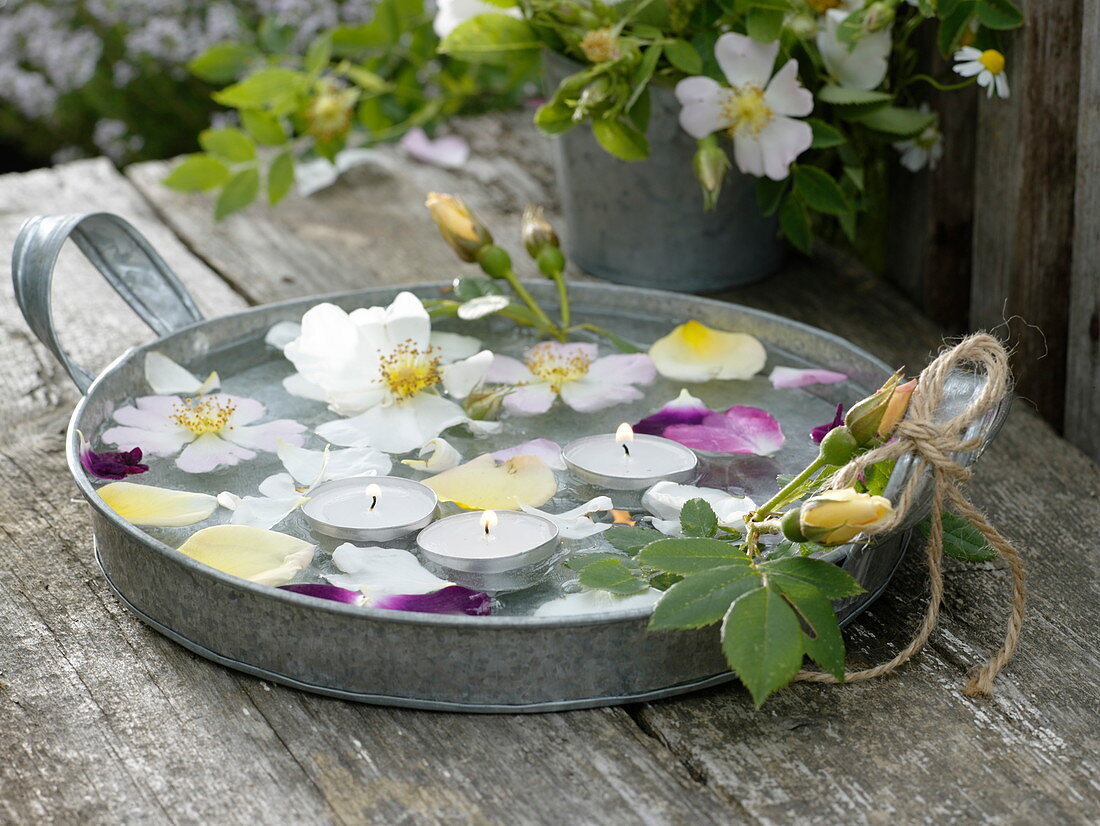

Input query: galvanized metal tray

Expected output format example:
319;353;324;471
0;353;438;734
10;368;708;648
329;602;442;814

12;213;1009;712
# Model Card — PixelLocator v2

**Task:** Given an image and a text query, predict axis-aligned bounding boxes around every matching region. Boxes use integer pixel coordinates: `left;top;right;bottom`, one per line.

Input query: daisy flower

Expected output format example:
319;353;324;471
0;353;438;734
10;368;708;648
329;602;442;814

485;341;656;416
953;47;1010;99
675;32;814;180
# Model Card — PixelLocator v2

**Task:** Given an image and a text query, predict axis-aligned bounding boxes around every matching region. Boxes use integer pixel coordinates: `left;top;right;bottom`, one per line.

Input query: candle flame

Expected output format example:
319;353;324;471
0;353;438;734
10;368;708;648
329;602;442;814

480;510;498;536
616;422;634;457
365;483;381;510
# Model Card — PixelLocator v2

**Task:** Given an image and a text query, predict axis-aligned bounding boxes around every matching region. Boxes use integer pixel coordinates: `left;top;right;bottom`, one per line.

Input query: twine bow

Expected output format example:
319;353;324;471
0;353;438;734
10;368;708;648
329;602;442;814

796;333;1026;696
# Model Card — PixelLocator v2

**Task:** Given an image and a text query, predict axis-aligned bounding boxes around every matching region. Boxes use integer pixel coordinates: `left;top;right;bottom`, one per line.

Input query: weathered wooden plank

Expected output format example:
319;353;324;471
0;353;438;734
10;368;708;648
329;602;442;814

0;158;740;824
1065;0;1100;463
969;0;1084;431
126;113;558;306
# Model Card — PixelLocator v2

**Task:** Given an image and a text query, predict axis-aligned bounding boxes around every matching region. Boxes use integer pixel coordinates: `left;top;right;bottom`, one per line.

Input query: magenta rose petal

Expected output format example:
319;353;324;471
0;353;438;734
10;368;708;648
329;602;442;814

278;583;364;604
811;402;846;444
373;586;492;616
634;390;711;436
77;430;150;480
663;405;785;456
769;366;848;389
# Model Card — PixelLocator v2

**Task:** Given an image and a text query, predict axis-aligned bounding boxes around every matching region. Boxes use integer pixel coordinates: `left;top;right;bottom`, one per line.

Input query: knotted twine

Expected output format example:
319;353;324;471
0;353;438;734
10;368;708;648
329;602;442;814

794;333;1026;696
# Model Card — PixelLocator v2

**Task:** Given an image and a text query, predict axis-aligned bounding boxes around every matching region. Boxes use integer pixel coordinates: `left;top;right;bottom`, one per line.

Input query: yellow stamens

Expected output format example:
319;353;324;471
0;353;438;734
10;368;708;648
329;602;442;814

723;86;773;138
579;28;620;64
171;397;237;435
524;342;592;392
379;340;442;401
979;49;1005;75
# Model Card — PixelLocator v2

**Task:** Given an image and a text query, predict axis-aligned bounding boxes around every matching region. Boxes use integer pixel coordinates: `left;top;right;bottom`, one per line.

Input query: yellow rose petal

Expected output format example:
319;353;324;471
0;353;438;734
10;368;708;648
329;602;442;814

424;453;557;510
98;481;218;527
177;525;315;586
648;320;767;382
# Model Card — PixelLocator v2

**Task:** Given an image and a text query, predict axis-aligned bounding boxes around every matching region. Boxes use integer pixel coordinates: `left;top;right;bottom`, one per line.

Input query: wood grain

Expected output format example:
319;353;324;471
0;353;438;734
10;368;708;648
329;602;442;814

1065;0;1100;462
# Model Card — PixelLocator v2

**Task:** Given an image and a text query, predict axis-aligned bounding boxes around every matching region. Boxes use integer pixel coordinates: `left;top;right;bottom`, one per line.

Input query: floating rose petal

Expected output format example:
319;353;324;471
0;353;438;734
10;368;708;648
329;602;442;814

144;351;220;395
648;320;766;382
278;583;365;605
325;544;453;596
533;588;662;617
424;453;557;510
811;402;845;444
642;481;756;537
277;440;391;486
402;437;463;473
663;405;785;455
265;321;301;349
98;481;218;527
216;485;308;530
177;525;314;586
769;366;848;389
491;438;565;470
399;127;470;169
78;430;148;480
633;390;709;436
374;586;492;616
521;496;615;539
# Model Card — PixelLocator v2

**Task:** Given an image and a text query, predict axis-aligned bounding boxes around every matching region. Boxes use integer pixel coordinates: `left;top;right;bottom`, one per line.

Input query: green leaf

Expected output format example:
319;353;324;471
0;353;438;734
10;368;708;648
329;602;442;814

756;177;787;217
853;106;937;139
637;538;751;575
240;109;287;146
808;118;845;148
627;44;662;111
452;276;504;301
188;43;259;84
563;552;624;571
938;1;977;57
742;0;793;9
664;39;702;74
162;155;230;192
199;128;256;163
856;459;895;496
977;0;1023;29
591;118;649;161
649;563;758;630
844;165;865;191
267;151;294;206
746;7;784;43
721;584;804;707
213;67;303;109
771;578;847;681
304;33;333;75
601;527;658;558
345;65;391;93
680;498;719;538
534;100;577;135
439;15;540;66
793;165;851;216
779;192;812;254
578;558;650;595
918;512;998;562
817;85;893;109
215;168;260;221
600;329;645;354
759;556;866;599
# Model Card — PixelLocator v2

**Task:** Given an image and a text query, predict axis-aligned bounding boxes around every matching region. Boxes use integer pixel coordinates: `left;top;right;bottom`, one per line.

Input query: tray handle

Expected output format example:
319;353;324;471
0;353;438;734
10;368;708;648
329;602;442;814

12;213;206;393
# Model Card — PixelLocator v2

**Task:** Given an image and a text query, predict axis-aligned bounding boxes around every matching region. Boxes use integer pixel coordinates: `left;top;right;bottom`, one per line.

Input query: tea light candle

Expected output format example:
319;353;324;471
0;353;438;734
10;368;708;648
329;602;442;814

301;476;438;542
416;509;561;593
562;423;698;491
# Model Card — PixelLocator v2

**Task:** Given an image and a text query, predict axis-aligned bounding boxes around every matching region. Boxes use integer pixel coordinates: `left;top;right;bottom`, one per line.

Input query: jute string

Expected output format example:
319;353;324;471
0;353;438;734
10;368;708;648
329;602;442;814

794;333;1026;696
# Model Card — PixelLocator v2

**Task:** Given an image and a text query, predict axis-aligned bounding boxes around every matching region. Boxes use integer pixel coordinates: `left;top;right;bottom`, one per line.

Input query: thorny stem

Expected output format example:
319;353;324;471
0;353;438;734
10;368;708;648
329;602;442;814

753;454;829;524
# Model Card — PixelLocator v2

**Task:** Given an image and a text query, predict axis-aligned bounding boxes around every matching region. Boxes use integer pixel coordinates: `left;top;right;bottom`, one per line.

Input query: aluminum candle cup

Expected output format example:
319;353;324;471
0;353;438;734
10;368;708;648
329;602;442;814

562;423;698;491
416;510;561;593
301;476;438;542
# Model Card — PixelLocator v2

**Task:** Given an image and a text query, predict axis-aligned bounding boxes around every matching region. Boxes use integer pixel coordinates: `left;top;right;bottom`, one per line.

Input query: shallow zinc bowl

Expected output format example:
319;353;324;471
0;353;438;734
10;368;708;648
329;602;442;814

12;213;1009;712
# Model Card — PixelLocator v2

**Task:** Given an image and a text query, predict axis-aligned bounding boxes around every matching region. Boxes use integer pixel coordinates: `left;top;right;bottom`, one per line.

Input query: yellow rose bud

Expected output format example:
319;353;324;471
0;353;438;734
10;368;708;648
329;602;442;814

877;378;917;439
844;371;903;446
425;193;493;263
521;205;560;258
800;488;893;545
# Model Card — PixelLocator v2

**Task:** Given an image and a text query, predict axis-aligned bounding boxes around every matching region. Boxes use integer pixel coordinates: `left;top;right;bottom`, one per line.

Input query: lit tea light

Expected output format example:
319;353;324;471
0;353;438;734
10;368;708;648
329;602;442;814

562;423;698;491
302;476;437;542
416;510;560;593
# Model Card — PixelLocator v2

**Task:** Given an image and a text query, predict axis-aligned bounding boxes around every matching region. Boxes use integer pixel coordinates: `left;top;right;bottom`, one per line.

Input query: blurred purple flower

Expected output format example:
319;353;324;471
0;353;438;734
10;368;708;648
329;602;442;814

78;431;148;480
811;403;845;444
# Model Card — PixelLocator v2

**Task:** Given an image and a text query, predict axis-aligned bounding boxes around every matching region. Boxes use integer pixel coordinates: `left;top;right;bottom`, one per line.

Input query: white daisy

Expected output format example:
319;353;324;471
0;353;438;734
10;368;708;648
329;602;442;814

675;33;814;181
953;47;1009;99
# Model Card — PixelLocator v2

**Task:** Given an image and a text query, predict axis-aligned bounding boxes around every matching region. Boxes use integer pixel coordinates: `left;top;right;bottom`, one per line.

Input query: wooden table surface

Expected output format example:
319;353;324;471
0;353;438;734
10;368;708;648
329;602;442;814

1;114;1097;826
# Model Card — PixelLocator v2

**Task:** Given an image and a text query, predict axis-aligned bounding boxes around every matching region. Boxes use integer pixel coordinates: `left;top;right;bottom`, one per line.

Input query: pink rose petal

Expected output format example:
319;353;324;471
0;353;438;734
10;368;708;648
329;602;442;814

769;366;848;389
399;127;470;169
664;405;785;456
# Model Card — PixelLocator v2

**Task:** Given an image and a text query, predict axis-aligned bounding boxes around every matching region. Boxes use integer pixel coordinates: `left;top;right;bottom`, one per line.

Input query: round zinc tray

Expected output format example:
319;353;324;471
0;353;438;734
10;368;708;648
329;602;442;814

12;213;1009;712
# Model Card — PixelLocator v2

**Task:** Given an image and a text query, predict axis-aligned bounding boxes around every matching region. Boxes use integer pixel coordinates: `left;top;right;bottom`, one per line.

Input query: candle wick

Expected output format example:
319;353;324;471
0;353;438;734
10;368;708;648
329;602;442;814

484;524;491;536
622;443;631;457
370;496;377;511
